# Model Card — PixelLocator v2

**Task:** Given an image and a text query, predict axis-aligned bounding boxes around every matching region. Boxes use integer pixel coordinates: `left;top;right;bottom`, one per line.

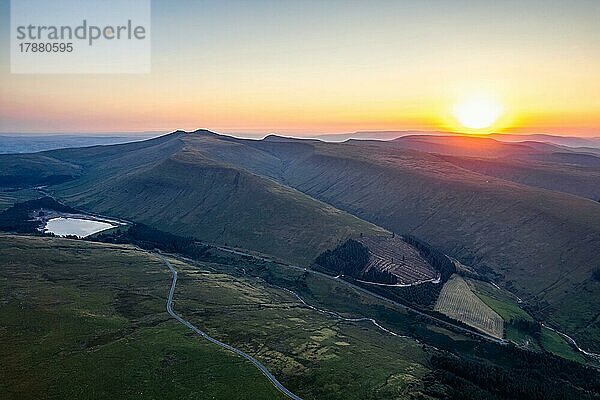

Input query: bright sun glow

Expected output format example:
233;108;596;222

453;94;503;130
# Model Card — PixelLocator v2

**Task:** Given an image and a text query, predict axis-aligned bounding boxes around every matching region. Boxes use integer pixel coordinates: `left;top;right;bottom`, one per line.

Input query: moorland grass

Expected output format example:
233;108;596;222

0;235;286;400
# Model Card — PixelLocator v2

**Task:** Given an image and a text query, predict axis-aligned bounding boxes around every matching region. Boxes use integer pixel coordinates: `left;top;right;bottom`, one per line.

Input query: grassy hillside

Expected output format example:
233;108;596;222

2;131;598;352
225;136;600;351
434;275;504;339
351;135;600;199
468;279;586;363
0;153;81;188
2;232;598;399
0;235;286;400
390;135;542;157
46;133;385;265
440;155;600;200
0;189;42;212
171;255;432;399
0;234;448;400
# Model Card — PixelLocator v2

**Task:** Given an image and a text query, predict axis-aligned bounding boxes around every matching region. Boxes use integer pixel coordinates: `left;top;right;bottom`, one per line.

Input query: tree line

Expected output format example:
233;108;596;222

508;317;542;339
315;239;370;276
427;349;599;400
402;234;456;282
314;239;398;284
0;197;78;233
92;223;211;259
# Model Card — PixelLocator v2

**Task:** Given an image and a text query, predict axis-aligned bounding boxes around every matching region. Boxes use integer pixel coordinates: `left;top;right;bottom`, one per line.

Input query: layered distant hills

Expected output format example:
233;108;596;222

0;129;598;351
315;130;600;148
0;133;161;154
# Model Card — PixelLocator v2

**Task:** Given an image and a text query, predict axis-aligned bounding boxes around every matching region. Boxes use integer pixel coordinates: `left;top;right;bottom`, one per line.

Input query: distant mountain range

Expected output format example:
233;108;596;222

0;133;163;154
313;130;600;149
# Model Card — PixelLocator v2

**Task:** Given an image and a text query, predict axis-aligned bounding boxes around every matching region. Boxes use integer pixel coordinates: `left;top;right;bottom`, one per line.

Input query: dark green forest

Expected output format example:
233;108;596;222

0;197;77;233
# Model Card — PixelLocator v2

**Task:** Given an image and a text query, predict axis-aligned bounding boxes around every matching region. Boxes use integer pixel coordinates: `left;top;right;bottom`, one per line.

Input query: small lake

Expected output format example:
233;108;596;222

44;217;117;238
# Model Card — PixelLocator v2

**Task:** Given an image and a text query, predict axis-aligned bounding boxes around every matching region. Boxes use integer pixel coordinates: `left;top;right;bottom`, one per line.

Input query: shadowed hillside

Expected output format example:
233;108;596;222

43;131;385;264
0;153;81;188
387;135;600;199
390;135;542;157
2;130;598;351
216;135;600;351
440;154;600;200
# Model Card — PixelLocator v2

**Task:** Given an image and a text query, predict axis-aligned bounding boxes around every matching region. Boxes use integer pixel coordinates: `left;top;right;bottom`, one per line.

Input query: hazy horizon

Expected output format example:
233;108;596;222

1;129;598;140
1;0;599;136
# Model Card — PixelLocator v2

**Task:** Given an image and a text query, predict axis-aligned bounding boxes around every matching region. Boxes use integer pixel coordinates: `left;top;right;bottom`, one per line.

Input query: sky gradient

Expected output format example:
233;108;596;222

1;0;599;136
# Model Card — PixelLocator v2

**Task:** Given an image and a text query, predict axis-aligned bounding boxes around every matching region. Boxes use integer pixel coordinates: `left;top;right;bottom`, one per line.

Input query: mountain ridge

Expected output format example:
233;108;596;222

1;130;598;350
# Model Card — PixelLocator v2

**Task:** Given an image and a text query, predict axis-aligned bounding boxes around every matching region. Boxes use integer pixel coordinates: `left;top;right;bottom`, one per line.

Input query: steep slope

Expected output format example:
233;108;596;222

217;136;600;350
385;135;600;199
4;131;598;350
0;153;81;188
48;132;385;264
390;135;600;164
390;135;541;157
440;155;600;200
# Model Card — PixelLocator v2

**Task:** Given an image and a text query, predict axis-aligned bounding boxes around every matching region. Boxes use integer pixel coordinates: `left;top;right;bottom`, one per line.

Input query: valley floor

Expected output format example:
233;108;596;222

1;234;597;399
0;235;432;400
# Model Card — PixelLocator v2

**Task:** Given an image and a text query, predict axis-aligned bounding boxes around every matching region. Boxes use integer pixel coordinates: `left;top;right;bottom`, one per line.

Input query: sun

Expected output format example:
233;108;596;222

453;94;503;131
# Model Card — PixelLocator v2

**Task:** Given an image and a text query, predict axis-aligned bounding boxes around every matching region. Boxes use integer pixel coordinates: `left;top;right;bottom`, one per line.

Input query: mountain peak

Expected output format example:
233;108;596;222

171;128;220;136
263;134;290;142
191;129;219;135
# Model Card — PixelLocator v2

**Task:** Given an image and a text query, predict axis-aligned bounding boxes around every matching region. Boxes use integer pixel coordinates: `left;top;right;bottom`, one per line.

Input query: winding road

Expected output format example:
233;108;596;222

214;246;508;346
276;286;412;340
161;254;304;400
354;274;441;287
449;257;599;359
162;245;597;400
541;323;600;360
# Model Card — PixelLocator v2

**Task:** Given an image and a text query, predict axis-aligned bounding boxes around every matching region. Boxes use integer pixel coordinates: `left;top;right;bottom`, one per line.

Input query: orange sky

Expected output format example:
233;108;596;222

1;1;599;136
